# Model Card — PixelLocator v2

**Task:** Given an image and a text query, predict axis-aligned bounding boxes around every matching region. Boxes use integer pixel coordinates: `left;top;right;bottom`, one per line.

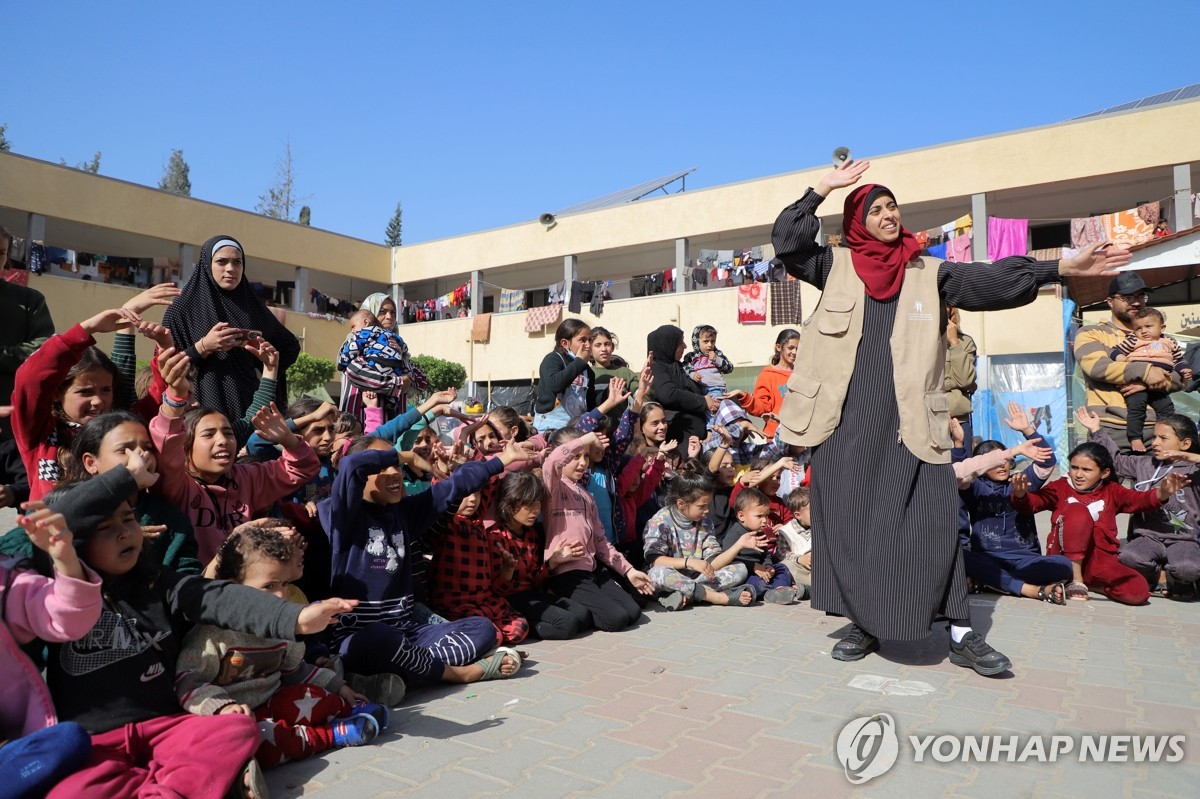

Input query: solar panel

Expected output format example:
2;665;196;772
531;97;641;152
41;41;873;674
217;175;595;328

551;168;697;216
1073;84;1200;119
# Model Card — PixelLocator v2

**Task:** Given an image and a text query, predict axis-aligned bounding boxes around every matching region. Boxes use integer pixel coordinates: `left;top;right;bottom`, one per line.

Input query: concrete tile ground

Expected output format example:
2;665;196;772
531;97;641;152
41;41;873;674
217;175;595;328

2;508;1196;798
265;590;1200;799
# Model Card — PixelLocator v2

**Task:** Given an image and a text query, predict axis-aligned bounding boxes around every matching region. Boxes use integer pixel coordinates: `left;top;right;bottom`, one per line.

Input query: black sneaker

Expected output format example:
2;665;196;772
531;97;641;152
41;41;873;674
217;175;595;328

831;625;880;662
949;631;1011;676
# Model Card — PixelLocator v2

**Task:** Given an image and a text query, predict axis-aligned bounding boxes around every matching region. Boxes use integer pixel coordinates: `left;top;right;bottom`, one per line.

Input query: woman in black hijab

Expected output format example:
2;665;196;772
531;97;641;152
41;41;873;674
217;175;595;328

162;235;300;419
647;324;717;450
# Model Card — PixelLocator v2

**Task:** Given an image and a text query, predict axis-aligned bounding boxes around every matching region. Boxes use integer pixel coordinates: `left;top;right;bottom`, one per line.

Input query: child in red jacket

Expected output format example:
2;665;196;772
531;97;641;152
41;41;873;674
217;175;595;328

1012;442;1188;605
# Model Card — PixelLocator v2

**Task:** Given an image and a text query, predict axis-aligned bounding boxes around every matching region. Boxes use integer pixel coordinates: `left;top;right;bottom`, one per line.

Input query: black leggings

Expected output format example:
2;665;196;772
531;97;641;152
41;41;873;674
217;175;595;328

547;567;643;632
507;590;593;640
1125;389;1174;445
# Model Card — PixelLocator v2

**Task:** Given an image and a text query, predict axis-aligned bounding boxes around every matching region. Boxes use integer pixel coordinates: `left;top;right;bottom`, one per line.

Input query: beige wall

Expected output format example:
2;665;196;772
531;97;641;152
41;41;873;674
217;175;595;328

392;101;1200;282
27;261;1064;389
30;273;352;369
0;153;391;281
394;285;1065;385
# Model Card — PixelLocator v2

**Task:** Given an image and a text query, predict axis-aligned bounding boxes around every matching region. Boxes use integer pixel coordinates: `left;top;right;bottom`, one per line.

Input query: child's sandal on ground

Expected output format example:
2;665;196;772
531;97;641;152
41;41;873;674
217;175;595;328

721;585;754;607
474;646;523;680
228;758;268;799
1065;581;1090;601
1037;582;1067;605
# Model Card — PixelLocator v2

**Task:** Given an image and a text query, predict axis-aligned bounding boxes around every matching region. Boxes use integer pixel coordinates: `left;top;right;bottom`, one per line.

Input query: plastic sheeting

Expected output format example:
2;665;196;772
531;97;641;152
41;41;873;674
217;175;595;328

973;353;1069;466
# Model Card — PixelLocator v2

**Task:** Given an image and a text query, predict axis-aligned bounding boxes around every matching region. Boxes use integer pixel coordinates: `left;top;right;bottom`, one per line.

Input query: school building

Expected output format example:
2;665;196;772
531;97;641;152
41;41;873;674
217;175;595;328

3;87;1200;442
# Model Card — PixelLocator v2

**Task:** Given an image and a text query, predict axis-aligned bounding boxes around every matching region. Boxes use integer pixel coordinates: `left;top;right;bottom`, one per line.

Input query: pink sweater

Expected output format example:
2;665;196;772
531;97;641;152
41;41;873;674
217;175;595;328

542;437;634;577
0;559;103;739
150;413;320;564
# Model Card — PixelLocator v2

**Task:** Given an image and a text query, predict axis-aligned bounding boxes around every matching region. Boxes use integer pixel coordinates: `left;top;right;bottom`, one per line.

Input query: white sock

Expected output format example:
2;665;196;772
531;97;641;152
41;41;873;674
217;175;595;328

950;624;971;644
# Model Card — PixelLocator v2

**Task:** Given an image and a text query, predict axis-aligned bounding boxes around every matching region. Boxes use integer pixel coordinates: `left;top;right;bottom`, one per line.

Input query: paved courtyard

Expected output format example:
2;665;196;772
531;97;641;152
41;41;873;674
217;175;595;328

267;586;1200;798
3;509;1196;798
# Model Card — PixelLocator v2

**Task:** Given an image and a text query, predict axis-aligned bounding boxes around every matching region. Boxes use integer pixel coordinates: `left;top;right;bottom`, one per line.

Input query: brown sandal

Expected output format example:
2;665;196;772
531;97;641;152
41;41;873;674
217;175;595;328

1065;581;1090;601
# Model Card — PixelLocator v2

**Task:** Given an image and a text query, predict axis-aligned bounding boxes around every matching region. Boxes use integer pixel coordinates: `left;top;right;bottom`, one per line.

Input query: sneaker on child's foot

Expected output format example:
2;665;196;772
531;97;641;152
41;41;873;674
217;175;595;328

347;672;407;707
763;587;799;605
331;713;380;747
353;701;391;731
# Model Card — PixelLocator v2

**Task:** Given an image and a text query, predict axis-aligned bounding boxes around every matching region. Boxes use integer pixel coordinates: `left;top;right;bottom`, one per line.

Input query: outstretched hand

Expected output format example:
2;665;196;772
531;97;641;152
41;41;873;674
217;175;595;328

134;320;175;351
296;598;359;634
1003;401;1037;436
156;347;193;402
816;160;871;197
1075;406;1102;433
1058;242;1132;278
123;283;182;314
18;503;84;580
82;308;141;335
1010;472;1030;499
253;403;301;448
1156;472;1190;501
1012;439;1053;463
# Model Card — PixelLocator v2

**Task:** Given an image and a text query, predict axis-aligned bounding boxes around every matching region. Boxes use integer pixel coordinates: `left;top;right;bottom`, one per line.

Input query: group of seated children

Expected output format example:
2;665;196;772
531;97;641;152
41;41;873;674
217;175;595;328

5;295;1199;798
956;400;1198;607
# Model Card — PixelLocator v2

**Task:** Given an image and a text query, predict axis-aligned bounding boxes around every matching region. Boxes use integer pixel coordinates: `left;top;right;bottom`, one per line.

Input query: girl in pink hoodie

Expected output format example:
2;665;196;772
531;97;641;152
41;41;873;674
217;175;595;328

541;428;654;631
0;502;101;798
149;349;320;566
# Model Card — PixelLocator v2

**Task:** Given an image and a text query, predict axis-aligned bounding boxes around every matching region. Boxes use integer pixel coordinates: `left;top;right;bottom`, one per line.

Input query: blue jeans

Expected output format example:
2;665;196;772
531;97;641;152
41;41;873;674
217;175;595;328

745;562;795;597
962;549;1073;596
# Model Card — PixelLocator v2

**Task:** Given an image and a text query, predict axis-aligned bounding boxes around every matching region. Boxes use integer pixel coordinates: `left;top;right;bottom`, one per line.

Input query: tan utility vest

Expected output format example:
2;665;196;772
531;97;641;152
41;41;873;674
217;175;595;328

777;248;953;464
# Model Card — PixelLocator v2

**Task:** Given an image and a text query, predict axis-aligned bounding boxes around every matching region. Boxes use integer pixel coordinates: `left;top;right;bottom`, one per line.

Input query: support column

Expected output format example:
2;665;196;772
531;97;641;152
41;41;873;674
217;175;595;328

178;243;194;283
391;283;405;324
971;193;988;262
470;270;483;316
292;267;309;313
25;213;45;248
675;237;688;292
564;255;577;308
1174;163;1192;233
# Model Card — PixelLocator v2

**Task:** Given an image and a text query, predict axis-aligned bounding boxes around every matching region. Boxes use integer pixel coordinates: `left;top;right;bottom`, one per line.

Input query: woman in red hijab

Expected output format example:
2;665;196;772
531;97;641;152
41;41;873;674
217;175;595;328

772;159;1129;676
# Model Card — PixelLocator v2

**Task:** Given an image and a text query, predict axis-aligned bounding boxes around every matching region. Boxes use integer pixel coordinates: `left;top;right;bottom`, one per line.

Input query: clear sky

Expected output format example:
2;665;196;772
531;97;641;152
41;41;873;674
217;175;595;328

5;1;1196;246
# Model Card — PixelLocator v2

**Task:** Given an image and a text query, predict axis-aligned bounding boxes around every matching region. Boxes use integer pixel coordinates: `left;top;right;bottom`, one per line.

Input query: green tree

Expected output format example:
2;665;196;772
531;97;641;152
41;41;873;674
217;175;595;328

60;152;102;173
158;149;192;196
285;352;336;400
384;202;403;247
0;123;10;152
298;206;311;226
412;354;466;394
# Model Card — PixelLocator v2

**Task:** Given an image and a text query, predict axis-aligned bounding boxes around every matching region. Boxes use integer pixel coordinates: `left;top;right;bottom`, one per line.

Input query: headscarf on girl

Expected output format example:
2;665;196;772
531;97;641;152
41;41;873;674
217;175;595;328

162;234;300;419
842;184;923;301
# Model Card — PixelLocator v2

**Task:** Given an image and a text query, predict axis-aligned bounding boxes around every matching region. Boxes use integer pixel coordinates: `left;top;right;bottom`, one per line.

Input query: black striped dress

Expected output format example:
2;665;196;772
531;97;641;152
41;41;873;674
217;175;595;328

773;189;1062;640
